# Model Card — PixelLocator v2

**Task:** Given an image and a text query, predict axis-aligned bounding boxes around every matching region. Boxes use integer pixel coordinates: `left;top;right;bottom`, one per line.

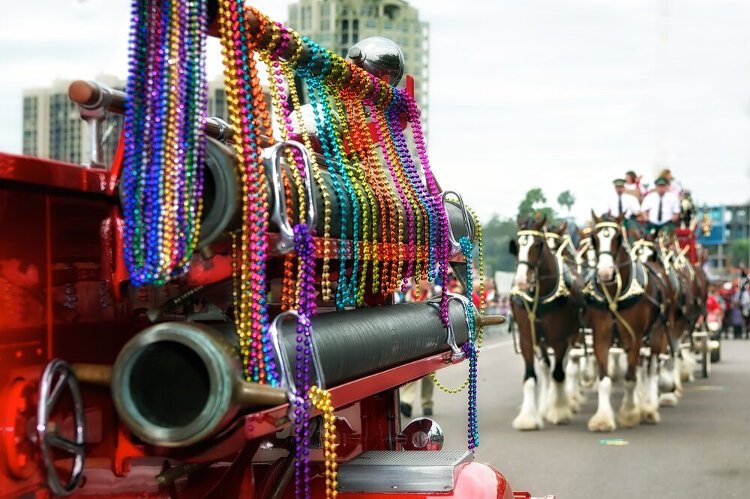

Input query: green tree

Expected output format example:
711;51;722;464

729;238;750;267
557;190;576;214
517;188;555;222
482;215;518;273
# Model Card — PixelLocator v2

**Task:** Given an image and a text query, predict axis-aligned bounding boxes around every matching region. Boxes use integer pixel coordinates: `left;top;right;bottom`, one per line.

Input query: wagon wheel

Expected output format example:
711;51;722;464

36;359;86;496
700;335;710;379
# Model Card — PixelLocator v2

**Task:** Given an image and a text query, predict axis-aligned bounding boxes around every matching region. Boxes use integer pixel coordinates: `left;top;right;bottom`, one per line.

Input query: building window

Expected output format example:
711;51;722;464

384;5;400;20
366;19;377;28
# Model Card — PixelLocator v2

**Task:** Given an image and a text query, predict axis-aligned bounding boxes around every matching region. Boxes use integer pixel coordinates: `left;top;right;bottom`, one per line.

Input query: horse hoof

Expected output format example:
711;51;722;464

588;413;616;432
545;406;573;425
513;413;543;431
658;376;675;393
617;407;641;428
659;393;678;407
641;408;661;424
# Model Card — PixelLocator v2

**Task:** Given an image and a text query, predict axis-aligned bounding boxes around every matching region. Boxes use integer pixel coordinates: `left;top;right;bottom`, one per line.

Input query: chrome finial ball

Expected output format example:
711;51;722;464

346;36;405;86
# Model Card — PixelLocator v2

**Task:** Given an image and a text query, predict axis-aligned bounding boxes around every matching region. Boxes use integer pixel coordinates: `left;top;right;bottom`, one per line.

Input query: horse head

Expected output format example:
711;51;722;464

590;210;625;282
510;214;549;292
632;228;657;264
545;220;568;250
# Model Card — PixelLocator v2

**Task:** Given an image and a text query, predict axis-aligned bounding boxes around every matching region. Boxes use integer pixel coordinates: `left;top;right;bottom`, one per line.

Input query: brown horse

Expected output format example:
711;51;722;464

584;213;666;431
509;216;583;430
630;231;683;408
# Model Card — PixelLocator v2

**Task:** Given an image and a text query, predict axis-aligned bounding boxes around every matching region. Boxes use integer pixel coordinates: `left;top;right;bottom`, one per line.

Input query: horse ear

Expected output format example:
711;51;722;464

591;209;600;224
615;212;625;224
536;213;547;229
559;221;568;234
509;239;519;256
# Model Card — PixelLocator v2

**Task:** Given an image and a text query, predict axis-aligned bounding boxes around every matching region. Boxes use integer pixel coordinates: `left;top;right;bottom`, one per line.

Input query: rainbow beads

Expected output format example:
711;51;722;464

122;0;207;286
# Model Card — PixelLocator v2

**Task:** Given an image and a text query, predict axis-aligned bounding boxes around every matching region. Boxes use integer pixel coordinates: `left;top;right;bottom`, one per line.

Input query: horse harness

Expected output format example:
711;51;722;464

583;222;657;345
511;229;576;352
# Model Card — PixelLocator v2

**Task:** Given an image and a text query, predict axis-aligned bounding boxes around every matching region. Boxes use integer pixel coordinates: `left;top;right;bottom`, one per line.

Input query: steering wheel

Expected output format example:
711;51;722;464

36;359;86;496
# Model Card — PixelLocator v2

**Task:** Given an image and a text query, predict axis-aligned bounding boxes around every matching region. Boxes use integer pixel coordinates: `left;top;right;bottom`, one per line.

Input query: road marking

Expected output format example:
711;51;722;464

690;385;728;392
600;439;628;446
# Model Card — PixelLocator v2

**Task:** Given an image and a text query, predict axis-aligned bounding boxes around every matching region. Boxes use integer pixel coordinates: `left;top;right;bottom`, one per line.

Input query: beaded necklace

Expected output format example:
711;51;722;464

299;39;361;309
374;102;419;291
257;21;308;311
459;235;479;450
292;224;316;498
272;28;335;303
309;385;338;499
329;63;376;305
217;0;278;385
367;86;408;295
341;90;392;296
123;0;207;286
403;92;451;326
385;93;433;293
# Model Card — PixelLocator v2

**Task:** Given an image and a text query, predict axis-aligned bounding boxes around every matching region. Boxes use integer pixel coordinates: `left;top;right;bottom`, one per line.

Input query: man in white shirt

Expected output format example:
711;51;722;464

607;178;641;228
640;176;680;234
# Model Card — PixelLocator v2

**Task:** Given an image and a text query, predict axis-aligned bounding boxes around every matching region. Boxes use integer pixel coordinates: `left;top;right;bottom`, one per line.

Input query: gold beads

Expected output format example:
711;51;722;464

309;385;338;498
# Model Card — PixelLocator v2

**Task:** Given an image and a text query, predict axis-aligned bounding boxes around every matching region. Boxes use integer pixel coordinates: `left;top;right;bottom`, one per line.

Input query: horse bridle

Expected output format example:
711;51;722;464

631;239;656;261
592;221;623;259
515;229;548;279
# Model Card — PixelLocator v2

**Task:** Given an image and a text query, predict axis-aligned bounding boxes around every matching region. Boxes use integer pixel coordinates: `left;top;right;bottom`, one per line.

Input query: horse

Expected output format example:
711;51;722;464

584;213;667;431
509;216;584;430
630;230;683;410
669;237;709;383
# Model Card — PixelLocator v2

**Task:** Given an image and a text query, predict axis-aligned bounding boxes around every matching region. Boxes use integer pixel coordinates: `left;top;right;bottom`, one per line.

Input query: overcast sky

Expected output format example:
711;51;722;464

2;0;749;222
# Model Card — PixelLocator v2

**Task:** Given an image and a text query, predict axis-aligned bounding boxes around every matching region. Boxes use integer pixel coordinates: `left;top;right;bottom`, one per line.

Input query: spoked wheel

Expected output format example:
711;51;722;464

700;336;710;379
36;359;86;496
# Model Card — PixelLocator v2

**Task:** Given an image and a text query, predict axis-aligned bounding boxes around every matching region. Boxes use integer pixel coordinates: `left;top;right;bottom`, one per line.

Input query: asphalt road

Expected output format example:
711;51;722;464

402;330;750;499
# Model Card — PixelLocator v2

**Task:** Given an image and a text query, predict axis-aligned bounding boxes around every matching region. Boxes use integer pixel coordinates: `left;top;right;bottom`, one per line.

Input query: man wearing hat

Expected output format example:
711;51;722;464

607;178;641;228
640;176;681;234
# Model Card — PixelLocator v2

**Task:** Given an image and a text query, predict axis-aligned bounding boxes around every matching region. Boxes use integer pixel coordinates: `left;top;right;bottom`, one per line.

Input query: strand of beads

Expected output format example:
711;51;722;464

329;60;375;306
275;28;334;303
309;385;338;499
122;0;207;285
345;75;398;296
459;235;479;450
385;93;433;293
217;0;278;385
292;223;317;499
467;207;487;351
299;39;361;309
367;86;409;295
375;101;421;292
341;91;392;296
403;91;452;327
430;208;486;395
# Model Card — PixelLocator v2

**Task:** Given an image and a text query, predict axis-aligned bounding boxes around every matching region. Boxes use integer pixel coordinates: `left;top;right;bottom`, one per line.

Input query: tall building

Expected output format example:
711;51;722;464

22;75;230;167
698;204;750;269
287;0;430;134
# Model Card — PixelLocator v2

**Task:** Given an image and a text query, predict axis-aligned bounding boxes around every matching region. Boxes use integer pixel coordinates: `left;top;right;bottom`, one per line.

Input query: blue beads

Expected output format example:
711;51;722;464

460;235;479;450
